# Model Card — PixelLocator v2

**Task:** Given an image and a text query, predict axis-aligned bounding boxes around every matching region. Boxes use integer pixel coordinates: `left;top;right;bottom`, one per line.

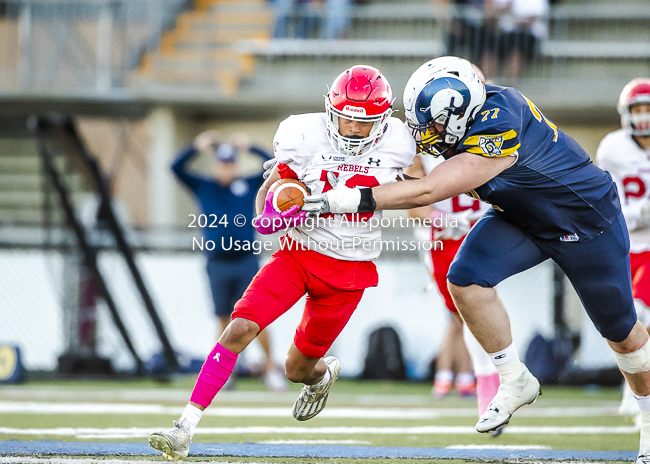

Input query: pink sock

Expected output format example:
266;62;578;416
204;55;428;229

189;343;238;408
476;372;500;416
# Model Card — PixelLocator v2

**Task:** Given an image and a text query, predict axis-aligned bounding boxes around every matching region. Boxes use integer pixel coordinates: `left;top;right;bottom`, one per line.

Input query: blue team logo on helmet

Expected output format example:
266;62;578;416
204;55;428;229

414;77;471;124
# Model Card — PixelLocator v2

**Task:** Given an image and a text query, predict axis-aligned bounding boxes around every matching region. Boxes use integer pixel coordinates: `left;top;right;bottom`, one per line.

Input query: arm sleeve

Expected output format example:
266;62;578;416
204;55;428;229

171;146;202;190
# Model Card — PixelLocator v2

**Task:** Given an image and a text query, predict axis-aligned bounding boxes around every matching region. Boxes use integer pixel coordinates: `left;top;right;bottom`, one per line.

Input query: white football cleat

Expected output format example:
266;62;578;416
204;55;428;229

637;454;650;464
489;424;506;437
476;365;541;433
148;419;191;461
292;356;341;421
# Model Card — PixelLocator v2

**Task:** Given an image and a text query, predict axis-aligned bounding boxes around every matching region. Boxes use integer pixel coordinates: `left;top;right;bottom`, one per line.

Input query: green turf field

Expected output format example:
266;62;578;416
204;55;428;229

0;376;639;463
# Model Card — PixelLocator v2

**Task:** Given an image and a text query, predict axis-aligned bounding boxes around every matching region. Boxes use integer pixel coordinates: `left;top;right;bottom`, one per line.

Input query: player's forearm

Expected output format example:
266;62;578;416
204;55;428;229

255;186;269;215
371;153;513;211
256;166;281;215
372;179;442;210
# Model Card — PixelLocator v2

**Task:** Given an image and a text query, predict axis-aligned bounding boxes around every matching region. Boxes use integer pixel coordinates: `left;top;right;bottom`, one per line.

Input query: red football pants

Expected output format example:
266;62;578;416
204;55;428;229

233;248;365;358
431;238;464;313
631;251;650;308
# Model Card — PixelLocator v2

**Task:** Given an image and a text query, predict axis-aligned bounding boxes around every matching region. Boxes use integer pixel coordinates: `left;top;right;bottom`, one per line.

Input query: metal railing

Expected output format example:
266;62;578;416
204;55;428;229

0;0;187;94
0;1;648;108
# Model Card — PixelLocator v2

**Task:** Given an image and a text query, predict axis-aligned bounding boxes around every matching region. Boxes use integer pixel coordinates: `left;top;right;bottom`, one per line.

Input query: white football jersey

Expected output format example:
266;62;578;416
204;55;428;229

273;113;416;260
419;153;490;220
596;128;650;252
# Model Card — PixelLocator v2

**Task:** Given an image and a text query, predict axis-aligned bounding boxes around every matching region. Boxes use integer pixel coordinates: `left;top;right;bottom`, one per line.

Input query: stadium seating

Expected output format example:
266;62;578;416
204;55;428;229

131;0;272;95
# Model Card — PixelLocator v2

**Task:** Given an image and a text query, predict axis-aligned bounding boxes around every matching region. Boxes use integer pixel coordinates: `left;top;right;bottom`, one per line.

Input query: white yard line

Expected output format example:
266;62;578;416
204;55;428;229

0;459;259;464
258;440;371;445
0;425;638;439
0;401;621;418
0;388;432;405
2;387;620;409
446;445;552;450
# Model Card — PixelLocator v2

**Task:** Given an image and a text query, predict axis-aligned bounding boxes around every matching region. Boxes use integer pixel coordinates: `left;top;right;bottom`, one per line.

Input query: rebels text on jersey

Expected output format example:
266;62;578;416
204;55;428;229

597;128;650;252
273;113;416;260
452;84;621;242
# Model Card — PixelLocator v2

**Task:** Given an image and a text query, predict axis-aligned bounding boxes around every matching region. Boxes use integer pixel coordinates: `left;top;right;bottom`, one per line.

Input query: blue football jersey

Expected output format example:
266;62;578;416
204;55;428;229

454;84;621;242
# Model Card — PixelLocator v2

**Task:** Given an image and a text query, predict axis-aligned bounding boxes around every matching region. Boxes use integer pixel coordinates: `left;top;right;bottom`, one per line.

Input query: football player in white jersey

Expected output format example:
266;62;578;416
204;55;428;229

407;154;503;429
147;65;416;461
596;77;650;418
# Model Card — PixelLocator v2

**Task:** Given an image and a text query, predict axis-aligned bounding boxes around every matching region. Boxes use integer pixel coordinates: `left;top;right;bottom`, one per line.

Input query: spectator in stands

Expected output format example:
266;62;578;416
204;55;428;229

437;0;500;79
596;77;650;418
271;0;351;39
493;0;549;80
322;0;352;39
272;0;320;38
171;131;287;392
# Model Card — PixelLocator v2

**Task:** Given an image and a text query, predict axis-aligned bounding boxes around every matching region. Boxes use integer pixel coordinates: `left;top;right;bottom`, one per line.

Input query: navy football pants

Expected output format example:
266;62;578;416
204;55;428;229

448;210;636;343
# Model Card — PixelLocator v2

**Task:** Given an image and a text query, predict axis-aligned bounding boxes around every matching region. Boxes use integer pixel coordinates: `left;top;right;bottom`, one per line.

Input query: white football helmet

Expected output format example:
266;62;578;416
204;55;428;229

325;65;393;157
403;56;486;156
618;77;650;136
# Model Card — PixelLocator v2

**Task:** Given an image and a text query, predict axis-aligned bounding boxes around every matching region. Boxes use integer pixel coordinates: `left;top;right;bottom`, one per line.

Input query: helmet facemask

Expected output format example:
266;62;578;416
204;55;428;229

618;78;650;137
325;64;394;157
628;105;650;136
406;112;460;157
326;100;392;157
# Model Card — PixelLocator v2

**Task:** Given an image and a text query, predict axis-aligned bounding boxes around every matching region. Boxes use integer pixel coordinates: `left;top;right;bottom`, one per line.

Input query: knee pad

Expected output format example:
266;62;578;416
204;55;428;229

615;339;650;374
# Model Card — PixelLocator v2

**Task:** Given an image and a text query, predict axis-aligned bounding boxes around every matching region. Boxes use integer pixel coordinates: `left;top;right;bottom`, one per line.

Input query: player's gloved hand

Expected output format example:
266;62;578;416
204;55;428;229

303;172;368;215
253;191;306;235
431;209;473;241
262;158;278;180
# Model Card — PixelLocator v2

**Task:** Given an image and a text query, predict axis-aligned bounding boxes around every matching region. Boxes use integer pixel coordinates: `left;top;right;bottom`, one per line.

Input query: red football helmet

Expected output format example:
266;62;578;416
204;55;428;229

618;77;650;136
325;65;393;157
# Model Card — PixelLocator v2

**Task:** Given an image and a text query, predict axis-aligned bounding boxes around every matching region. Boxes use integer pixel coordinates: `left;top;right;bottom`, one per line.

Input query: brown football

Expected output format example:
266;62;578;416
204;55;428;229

269;178;309;213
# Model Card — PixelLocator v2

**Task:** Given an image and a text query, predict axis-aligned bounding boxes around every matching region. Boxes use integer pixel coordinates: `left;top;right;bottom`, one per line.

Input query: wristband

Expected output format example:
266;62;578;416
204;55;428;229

357;188;376;213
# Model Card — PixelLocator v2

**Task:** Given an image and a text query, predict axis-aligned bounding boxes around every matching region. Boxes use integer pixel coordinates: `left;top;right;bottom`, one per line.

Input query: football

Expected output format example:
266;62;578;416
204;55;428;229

269;178;309;213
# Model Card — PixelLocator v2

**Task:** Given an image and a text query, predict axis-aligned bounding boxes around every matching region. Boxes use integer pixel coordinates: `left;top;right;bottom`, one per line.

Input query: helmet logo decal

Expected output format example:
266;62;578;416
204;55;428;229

343;105;367;115
415;77;471;124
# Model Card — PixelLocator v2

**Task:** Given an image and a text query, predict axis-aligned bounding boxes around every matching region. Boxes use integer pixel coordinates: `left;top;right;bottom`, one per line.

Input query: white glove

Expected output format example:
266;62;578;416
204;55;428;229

431;209;473;240
262;158;278;180
302;172;361;215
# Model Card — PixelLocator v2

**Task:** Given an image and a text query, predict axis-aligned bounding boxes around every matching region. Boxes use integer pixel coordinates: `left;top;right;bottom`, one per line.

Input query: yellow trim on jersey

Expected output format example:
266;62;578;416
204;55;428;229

466;143;521;157
464;129;518;146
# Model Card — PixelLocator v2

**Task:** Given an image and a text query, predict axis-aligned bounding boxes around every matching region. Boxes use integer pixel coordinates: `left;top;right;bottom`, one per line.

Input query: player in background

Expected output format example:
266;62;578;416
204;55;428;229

596;78;650;418
407;154;504;434
406;154;477;400
148;65;416;461
171;132;286;392
304;56;650;464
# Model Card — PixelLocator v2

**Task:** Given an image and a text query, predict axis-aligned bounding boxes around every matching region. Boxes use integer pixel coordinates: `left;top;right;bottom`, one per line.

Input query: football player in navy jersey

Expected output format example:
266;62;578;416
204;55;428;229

304;56;650;463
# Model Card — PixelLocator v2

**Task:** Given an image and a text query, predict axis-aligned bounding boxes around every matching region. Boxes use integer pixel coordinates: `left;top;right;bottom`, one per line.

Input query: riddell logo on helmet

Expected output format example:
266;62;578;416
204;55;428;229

343;105;366;115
